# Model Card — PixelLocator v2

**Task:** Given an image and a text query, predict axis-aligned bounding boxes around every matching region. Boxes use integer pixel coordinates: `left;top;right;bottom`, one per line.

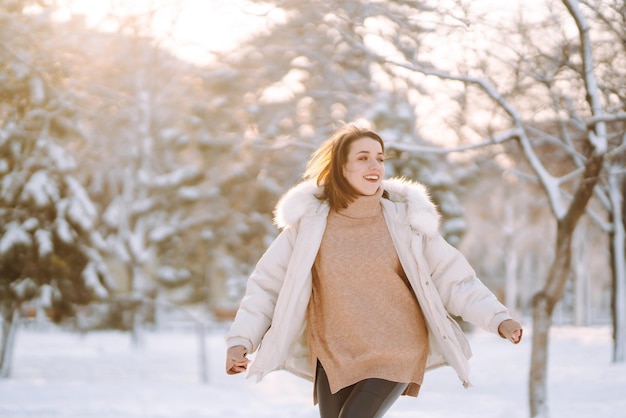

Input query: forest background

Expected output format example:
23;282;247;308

0;0;625;417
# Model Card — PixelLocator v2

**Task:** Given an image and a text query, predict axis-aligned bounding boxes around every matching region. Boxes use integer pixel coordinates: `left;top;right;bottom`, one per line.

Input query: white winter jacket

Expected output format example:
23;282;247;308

226;177;513;388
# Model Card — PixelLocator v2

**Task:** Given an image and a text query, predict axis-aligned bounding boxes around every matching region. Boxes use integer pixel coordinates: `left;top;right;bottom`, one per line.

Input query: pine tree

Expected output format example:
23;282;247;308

0;1;110;377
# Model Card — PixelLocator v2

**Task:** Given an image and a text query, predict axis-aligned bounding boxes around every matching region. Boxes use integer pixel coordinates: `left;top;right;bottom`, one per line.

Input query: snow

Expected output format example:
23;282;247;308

47;142;76;172
20;170;59;208
1;325;624;418
22;218;38;231
9;278;36;300
155;266;191;284
149;225;176;244
1;173;19;201
65;176;98;230
55;217;74;244
178;187;201;202
0;222;32;255
147;167;202;190
38;285;55;308
82;262;109;299
103;197;121;228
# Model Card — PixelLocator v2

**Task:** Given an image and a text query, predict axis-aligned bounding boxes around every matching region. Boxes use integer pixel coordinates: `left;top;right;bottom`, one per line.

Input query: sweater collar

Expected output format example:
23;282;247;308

336;187;383;219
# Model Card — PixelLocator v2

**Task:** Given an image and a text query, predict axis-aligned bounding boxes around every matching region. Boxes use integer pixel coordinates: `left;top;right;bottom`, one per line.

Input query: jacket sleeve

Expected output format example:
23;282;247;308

225;225;297;353
422;233;512;334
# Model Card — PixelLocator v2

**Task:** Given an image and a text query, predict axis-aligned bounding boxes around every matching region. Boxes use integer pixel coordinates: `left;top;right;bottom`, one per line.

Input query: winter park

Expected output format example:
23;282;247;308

1;0;626;417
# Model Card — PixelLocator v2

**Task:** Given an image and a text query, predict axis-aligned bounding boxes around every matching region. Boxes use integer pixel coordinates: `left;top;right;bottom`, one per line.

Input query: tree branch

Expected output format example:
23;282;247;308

586;112;626;127
385;127;522;154
562;0;607;154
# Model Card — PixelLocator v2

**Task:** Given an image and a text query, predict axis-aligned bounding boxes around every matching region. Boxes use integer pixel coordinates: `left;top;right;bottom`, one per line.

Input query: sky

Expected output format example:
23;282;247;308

48;0;554;147
53;0;274;64
51;0;550;66
1;325;625;417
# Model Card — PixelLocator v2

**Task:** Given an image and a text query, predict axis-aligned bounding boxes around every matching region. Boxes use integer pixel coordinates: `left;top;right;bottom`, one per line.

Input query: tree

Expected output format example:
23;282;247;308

580;0;626;364
198;0;471;276
251;0;625;416
52;12;219;331
0;1;110;376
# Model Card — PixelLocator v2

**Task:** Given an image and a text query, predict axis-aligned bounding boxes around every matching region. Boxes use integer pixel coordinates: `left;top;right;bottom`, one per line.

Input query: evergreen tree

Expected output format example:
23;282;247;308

0;0;109;377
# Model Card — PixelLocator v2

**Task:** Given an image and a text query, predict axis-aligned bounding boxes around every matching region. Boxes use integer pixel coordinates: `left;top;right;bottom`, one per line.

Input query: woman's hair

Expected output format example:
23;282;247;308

303;125;385;210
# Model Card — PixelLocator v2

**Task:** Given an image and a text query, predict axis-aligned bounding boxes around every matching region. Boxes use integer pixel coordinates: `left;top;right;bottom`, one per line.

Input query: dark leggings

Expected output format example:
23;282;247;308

315;361;408;418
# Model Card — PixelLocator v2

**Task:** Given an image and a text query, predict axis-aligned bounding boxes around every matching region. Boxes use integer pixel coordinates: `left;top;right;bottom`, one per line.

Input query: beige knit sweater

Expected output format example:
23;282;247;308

307;187;429;399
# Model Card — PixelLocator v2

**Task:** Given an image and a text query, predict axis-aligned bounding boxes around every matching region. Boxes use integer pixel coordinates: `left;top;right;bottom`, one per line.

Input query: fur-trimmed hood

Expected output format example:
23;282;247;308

274;177;440;236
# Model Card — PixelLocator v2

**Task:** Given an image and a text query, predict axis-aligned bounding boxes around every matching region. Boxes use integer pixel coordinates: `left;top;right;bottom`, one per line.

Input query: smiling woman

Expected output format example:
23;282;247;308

52;0;270;64
225;123;523;418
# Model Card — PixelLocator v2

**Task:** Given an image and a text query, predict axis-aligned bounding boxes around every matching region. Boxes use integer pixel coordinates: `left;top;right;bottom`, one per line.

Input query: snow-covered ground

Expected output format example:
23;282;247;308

1;325;624;418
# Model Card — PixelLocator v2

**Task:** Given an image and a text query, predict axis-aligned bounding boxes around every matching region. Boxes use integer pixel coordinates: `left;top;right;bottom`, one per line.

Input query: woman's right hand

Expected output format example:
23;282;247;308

498;319;523;344
226;345;251;375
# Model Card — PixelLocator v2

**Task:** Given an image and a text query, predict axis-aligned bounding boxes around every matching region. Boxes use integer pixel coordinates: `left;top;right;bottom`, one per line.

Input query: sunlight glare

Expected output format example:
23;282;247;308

54;0;270;64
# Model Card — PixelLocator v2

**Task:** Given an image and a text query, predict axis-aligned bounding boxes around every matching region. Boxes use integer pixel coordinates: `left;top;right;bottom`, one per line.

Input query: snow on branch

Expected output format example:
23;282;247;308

252;139;318;152
55;218;74;244
0;222;31;255
142;167;203;190
337;17;608;221
64;177;98;231
82;262;109;299
48;142;76;172
385;127;522;154
586;112;626;126
517;130;569;219
35;229;53;258
562;0;607;154
20;170;60;208
525;126;585;167
385;59;524;123
376;54;568;218
149;214;217;244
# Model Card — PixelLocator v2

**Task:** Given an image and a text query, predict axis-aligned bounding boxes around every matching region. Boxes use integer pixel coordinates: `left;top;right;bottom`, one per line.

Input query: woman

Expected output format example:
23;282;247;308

225;125;522;418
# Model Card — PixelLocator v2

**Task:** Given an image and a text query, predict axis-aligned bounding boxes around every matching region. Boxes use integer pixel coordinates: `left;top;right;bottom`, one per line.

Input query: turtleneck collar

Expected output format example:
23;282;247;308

336;186;384;219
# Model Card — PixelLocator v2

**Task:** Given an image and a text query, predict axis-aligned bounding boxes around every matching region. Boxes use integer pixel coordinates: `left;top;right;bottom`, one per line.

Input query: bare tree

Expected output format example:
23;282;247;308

580;0;626;364
291;0;625;416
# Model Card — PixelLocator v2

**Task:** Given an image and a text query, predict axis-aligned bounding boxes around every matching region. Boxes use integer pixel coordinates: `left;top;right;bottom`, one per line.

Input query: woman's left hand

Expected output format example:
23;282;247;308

498;319;523;344
226;345;251;375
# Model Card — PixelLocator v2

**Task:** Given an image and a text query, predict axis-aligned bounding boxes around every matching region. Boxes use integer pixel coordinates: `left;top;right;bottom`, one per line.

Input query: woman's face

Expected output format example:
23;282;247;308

343;137;385;196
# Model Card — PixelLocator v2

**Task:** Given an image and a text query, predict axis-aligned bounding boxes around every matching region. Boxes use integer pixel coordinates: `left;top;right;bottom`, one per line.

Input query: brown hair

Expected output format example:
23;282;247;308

303;125;385;210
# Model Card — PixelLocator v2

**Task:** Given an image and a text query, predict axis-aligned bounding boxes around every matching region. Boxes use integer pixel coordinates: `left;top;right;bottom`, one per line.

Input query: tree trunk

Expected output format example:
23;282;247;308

529;227;573;418
529;153;604;417
530;292;551;418
609;173;626;363
573;223;590;326
0;306;19;379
